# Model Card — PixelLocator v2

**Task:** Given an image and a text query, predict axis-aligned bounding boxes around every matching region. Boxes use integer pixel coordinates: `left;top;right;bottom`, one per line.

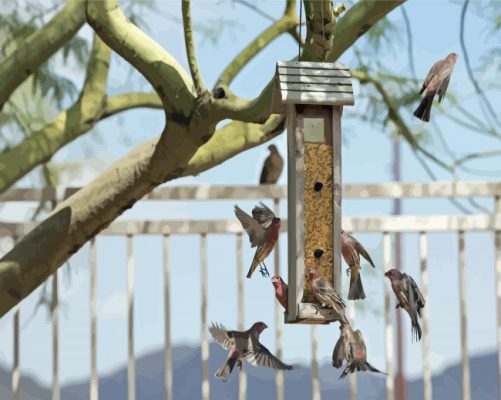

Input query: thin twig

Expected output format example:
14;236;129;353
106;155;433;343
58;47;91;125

460;0;500;128
182;0;206;95
400;5;416;78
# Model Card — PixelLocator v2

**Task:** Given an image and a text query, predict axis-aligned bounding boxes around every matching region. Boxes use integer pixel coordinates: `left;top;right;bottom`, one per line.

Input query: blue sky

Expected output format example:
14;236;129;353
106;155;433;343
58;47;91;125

0;0;500;388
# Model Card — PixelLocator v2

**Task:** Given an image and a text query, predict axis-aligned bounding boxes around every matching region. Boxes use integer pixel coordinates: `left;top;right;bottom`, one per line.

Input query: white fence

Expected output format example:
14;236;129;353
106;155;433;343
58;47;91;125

1;181;501;400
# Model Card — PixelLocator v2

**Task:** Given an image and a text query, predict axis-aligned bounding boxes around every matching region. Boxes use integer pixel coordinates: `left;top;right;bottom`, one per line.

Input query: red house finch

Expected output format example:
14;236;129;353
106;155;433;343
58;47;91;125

271;276;288;311
234;202;281;278
413;52;458;122
307;266;347;324
260;144;284;184
341;230;375;301
209;321;293;381
385;268;426;341
332;323;385;379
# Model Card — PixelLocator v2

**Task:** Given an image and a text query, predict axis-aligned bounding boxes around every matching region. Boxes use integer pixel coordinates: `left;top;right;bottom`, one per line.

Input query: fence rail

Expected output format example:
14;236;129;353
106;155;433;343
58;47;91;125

1;182;501;400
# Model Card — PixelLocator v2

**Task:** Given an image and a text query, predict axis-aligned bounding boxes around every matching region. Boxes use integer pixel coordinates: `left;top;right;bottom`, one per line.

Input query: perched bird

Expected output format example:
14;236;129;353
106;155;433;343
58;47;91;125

341;230;376;301
271;276;288;311
209;321;293;381
307;266;347;323
413;52;458;122
234;202;281;278
384;268;426;341
259;144;284;185
332;323;385;379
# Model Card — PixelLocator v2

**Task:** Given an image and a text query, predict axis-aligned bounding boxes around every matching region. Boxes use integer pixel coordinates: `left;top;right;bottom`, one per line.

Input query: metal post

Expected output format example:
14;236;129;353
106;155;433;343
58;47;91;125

384;232;394;400
311;325;321;400
163;235;173;400
90;238;98;400
458;231;471;400
200;234;209;400
274;198;284;400
127;235;135;400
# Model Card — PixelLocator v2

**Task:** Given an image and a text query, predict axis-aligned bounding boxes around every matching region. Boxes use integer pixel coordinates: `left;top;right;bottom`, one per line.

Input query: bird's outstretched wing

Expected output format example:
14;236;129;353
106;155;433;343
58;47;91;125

252;202;275;226
245;342;293;371
350;235;375;268
234;205;265;247
209;322;232;350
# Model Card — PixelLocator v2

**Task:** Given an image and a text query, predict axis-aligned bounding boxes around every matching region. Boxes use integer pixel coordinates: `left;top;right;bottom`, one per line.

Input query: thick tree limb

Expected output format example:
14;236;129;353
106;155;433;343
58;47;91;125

0;0;86;110
328;0;405;62
86;0;196;118
182;0;206;95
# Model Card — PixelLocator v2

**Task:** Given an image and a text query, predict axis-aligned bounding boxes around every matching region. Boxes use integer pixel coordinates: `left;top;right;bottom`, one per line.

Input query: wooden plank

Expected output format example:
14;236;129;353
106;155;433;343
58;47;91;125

332;106;342;294
278;60;349;70
311;325;321;400
89;238;98;400
278;67;351;78
127;235;135;400
4;181;501;202
200;234;210;400
163;235;173;400
281;91;355;106
52;271;60;400
279;75;352;85
458;231;471;400
273;199;284;400
287;104;299;322
419;233;433;400
236;233;247;400
6;215;501;238
280;82;352;92
384;233;394;400
348;302;357;400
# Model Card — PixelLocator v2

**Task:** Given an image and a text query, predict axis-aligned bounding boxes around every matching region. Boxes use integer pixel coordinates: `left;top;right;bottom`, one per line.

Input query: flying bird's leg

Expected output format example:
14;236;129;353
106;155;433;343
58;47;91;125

237;360;243;370
345;267;350;277
259;262;270;277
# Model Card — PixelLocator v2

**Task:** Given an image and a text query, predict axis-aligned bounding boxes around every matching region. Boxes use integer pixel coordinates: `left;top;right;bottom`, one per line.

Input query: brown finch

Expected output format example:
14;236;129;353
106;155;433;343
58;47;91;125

259;144;284;184
414;52;458;122
271;276;288;311
332;322;385;379
341;230;375;301
234;202;281;278
385;268;426;341
209;321;293;381
307;266;347;324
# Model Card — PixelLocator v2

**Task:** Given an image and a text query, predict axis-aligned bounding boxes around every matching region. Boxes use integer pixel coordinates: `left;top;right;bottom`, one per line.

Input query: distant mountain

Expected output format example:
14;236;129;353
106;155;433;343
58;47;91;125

0;345;498;399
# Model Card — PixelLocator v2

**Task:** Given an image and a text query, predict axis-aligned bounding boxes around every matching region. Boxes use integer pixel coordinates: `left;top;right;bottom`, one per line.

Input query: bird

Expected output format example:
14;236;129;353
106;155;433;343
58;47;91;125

413;52;458;122
307;265;347;324
209;321;293;381
341;230;376;301
384;268;426;341
259;144;284;185
234;202;281;278
332;322;385;379
271;276;288;311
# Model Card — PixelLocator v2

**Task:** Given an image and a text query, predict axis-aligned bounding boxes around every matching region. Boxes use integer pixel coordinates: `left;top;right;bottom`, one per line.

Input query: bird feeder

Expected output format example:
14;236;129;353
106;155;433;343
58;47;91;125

271;61;354;324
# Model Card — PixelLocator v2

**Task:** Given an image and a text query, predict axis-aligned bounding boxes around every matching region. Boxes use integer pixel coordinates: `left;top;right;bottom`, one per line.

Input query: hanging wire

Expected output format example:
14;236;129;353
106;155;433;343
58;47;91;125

298;0;303;61
320;1;325;57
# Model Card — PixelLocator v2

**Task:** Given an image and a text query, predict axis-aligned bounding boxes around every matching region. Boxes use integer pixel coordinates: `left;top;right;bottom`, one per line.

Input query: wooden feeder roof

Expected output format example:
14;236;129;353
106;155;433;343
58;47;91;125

272;61;354;113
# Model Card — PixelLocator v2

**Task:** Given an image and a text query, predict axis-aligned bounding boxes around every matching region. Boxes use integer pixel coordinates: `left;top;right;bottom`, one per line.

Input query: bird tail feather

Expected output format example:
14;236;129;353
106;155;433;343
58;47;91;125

215;355;238;382
246;254;260;278
411;316;422;342
348;271;366;300
413;92;435;122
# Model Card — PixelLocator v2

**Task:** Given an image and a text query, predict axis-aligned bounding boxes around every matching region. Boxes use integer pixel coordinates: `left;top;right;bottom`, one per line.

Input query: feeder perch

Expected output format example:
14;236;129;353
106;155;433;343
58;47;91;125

271;61;354;324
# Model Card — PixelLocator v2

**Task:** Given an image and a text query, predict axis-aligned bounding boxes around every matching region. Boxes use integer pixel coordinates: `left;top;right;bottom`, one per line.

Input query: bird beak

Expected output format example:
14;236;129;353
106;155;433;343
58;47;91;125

264;323;268;329
384;271;390;277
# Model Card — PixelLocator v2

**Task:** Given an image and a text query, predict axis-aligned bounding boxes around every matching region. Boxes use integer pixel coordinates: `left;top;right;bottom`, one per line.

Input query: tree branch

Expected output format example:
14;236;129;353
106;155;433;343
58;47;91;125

182;0;206;96
352;69;452;172
86;0;196;118
0;0;86;110
216;0;297;86
328;0;405;62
